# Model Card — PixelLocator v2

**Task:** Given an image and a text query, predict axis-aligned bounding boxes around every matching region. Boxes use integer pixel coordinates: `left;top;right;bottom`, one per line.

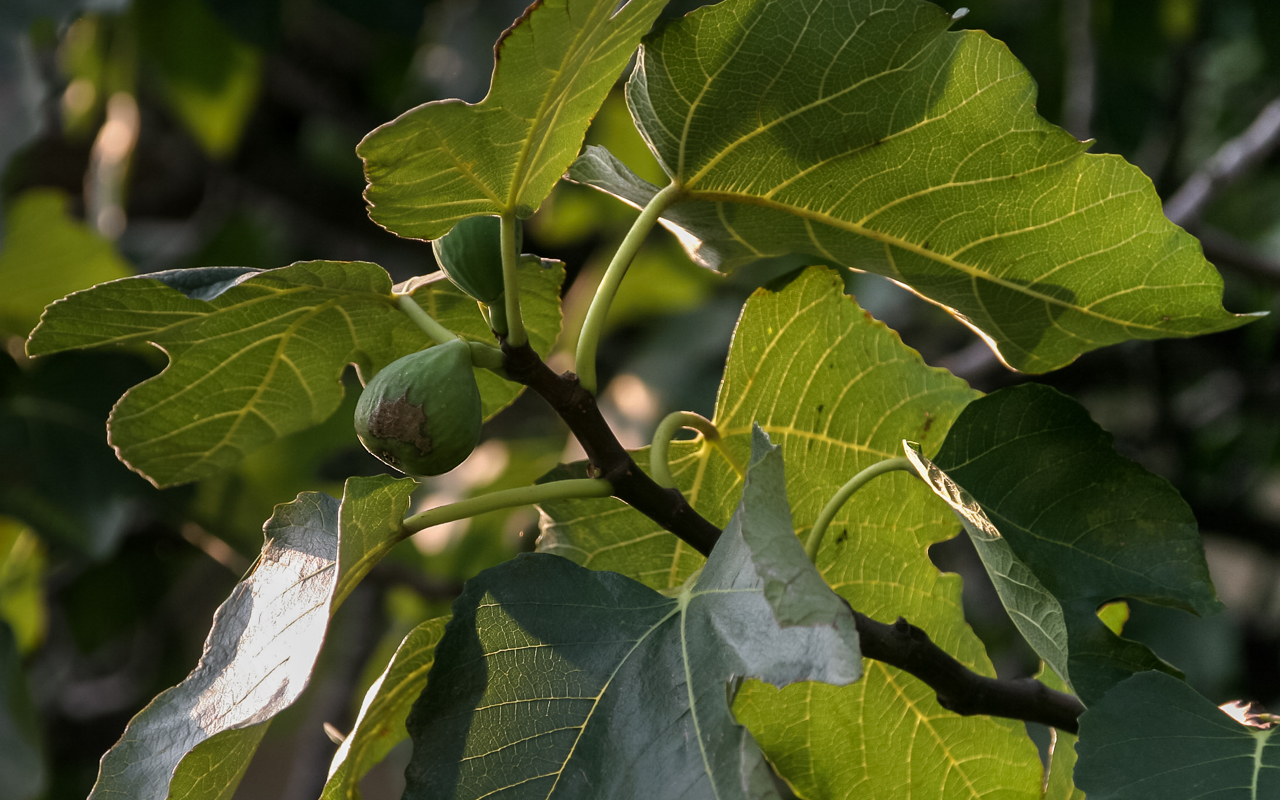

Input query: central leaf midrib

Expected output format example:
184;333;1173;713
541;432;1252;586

684;189;1170;332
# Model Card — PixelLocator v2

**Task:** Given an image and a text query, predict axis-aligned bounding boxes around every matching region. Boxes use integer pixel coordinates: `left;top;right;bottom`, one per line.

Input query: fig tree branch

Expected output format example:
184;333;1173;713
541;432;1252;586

502;339;1086;733
853;611;1085;734
502;339;723;556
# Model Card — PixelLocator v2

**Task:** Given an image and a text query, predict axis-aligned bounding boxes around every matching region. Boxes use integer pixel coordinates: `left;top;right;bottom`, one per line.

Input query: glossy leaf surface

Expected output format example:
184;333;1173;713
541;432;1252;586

540;267;1044;798
26;260;563;486
572;0;1252;372
359;0;668;240
929;384;1220;705
405;428;861;799
88;475;416;800
1075;671;1280;799
323;618;448;800
87;492;340;800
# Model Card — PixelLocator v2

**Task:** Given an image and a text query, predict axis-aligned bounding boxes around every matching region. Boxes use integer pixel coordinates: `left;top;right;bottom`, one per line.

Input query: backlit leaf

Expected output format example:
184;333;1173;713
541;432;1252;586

405;428;861;799
1075;671;1280;799
323;617;448;800
570;0;1253;372
928;384;1220;705
88;475;417;800
358;0;669;240
26;259;563;487
539;266;1044;798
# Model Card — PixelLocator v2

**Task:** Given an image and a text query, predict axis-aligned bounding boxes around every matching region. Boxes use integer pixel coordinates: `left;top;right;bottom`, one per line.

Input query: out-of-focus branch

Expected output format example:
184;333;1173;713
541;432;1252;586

1197;226;1280;285
1061;0;1096;141
1165;96;1280;227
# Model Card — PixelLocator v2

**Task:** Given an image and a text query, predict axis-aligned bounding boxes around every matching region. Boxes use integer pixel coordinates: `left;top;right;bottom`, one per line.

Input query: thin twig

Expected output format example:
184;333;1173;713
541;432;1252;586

1165;96;1280;227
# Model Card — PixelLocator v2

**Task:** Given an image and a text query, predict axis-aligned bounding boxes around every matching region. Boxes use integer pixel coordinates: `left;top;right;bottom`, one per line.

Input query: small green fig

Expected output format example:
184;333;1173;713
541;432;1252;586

354;339;481;476
431;215;521;304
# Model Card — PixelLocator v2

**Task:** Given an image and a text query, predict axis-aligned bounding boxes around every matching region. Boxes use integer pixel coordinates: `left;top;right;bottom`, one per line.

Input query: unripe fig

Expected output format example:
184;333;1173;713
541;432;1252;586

354;339;481;476
431;215;521;304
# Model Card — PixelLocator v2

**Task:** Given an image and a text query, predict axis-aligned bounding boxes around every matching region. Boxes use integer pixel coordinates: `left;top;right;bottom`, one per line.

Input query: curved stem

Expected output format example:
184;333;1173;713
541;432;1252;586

401;478;611;536
576;183;684;395
650;411;744;488
467;340;505;371
396;295;458;345
805;457;914;562
500;213;527;348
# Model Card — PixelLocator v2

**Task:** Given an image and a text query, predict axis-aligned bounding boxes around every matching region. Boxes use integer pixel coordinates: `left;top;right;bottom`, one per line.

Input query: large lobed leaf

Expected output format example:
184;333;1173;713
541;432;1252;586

87;475;416;800
1075;670;1280;799
405;428;861;799
924;384;1221;705
540;266;1045;798
570;0;1253;373
26;260;563;487
358;0;669;240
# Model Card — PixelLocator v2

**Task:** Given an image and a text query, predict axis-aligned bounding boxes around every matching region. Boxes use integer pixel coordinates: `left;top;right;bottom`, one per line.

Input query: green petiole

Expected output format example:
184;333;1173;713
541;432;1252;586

576;182;684;395
401;477;612;536
804;457;915;563
649;411;744;489
395;294;506;372
500;213;527;348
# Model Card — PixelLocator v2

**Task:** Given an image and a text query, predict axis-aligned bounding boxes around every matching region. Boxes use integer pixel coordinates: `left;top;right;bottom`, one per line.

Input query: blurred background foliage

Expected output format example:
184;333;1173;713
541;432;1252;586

0;0;1278;797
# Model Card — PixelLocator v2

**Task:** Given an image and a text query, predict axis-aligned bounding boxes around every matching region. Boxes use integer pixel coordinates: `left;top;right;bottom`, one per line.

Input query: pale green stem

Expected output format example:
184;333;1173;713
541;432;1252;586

467;340;505;371
500;213;527;347
650;411;744;488
805;457;915;563
396;295;458;345
576;183;684;395
401;478;611;536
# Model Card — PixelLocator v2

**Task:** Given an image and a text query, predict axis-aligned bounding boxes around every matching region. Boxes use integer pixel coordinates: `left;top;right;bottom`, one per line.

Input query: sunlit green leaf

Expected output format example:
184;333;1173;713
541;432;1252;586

540;266;1044;798
928;384;1220;705
0;189;131;337
570;0;1254;373
323;617;448;800
358;0;669;239
27;259;563;487
407;428;860;799
1075;671;1280;799
334;473;417;608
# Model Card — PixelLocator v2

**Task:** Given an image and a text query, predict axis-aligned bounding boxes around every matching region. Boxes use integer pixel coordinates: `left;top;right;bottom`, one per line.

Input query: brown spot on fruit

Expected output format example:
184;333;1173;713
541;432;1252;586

366;393;433;456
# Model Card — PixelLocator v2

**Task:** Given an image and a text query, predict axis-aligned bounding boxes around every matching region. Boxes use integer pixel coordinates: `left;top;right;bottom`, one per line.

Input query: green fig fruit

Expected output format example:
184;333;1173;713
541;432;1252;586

431;215;520;304
354;339;481;476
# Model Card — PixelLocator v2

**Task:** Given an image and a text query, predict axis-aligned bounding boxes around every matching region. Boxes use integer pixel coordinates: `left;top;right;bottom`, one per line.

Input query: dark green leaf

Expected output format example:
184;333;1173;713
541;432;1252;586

539;266;1044;798
406;428;861;799
929;384;1220;704
27;260;563;486
322;617;448;800
1039;668;1085;800
574;0;1254;372
358;0;669;239
0;623;43;800
1075;671;1280;799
